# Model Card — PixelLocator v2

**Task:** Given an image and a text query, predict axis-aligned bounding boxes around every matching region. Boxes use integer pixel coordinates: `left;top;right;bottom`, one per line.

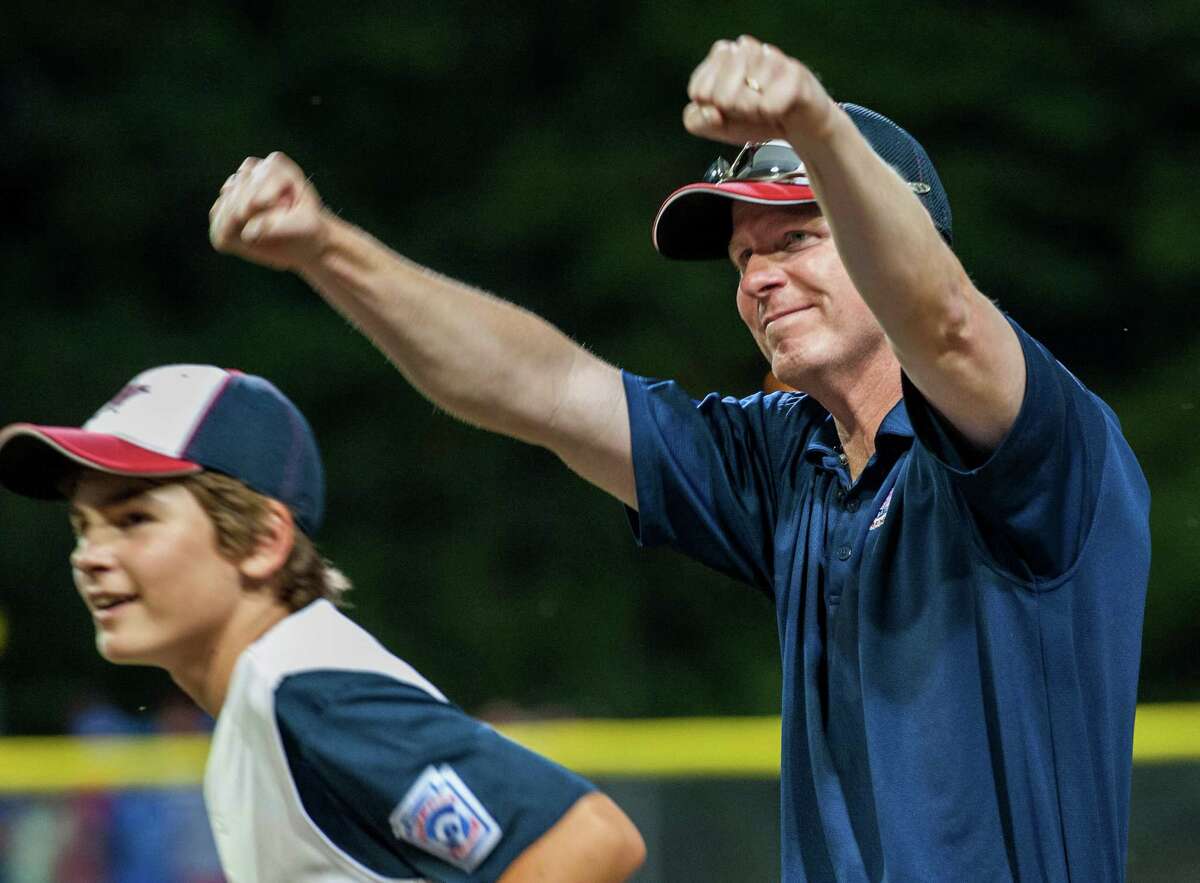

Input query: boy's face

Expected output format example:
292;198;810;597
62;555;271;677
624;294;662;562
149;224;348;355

68;472;246;670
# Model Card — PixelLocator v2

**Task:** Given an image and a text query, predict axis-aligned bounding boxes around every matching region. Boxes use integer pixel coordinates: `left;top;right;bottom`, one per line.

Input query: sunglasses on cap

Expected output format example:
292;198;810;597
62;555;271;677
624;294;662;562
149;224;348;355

703;140;809;185
703;139;932;195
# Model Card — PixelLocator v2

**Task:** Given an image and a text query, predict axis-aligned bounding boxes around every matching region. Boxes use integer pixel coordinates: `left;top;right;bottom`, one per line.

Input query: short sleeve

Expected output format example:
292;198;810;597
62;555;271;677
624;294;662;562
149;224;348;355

623;372;815;594
902;318;1129;580
274;670;593;882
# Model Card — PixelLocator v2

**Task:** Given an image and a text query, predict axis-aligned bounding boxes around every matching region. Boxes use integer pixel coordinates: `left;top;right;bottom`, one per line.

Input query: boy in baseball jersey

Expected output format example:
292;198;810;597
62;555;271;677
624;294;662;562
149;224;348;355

0;365;645;882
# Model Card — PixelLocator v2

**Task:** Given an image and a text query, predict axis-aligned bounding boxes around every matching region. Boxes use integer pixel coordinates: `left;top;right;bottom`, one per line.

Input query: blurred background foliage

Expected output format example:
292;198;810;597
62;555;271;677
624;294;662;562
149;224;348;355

0;0;1196;733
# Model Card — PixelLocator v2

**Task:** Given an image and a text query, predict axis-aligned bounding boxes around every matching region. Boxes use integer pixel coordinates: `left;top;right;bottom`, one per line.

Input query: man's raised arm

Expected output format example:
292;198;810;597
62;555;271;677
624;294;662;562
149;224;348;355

684;36;1025;453
209;153;635;507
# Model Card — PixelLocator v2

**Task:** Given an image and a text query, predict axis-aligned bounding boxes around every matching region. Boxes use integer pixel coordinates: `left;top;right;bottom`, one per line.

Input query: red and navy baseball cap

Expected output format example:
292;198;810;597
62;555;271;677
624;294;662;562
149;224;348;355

652;103;953;260
0;365;325;535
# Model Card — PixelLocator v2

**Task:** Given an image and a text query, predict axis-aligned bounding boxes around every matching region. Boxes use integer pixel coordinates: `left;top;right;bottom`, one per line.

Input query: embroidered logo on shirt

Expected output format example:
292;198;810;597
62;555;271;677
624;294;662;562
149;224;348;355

869;488;894;531
389;764;502;872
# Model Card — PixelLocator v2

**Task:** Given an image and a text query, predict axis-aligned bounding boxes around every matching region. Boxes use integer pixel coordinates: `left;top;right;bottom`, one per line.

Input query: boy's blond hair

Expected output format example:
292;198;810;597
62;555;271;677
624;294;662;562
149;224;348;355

178;471;350;610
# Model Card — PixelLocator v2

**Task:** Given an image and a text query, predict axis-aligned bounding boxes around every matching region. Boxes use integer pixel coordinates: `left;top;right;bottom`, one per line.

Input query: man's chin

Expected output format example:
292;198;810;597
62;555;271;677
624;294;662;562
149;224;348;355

771;338;871;392
770;355;819;391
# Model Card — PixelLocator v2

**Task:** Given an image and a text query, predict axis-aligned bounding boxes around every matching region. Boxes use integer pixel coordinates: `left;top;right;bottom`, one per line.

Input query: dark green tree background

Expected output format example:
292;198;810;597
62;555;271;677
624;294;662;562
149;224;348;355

1;1;1196;732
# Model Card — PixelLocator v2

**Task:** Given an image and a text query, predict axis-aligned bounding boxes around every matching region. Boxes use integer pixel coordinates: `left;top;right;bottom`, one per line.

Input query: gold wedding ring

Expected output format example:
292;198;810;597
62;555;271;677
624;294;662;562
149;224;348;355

744;76;763;93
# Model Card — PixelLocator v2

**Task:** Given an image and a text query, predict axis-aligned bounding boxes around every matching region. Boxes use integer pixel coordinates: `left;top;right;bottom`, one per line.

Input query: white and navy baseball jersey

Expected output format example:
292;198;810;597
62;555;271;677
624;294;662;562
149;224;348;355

204;600;592;882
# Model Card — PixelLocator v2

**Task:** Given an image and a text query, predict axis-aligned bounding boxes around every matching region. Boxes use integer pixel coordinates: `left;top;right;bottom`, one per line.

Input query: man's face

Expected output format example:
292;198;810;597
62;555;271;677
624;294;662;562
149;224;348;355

68;473;244;669
728;201;889;389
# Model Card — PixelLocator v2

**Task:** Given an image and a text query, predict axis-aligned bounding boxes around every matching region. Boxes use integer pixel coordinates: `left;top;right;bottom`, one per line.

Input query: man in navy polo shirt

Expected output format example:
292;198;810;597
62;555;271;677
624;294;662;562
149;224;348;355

211;35;1149;882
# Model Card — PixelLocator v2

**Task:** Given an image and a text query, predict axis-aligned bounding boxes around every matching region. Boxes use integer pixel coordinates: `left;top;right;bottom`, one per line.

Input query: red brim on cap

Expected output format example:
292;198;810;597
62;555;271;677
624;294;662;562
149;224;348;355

652;180;818;261
0;424;201;500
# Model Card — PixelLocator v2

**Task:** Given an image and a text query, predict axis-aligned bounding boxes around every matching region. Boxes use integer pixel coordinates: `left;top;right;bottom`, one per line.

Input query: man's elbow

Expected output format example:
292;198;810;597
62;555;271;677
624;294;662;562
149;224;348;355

898;276;990;375
918;265;977;351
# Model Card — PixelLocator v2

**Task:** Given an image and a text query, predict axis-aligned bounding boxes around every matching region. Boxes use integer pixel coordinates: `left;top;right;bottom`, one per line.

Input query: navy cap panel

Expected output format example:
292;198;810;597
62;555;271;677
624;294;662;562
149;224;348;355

183;375;325;535
841;104;953;243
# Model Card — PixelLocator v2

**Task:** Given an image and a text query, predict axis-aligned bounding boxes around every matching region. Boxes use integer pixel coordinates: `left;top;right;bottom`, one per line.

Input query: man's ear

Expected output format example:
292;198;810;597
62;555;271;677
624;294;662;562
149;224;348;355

238;499;295;582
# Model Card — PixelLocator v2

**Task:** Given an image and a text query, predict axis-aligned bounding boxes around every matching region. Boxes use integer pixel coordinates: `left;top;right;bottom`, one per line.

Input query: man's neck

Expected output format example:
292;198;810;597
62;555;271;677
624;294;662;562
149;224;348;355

831;395;901;482
168;594;292;717
803;351;904;482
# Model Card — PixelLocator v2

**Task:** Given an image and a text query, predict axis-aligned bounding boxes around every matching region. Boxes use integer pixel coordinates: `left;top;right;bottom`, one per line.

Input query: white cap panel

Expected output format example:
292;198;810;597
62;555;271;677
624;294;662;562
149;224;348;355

84;364;231;457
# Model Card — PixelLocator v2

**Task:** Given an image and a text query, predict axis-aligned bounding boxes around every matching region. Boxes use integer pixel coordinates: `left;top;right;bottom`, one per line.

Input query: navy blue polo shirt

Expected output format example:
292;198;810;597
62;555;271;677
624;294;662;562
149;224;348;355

624;321;1149;882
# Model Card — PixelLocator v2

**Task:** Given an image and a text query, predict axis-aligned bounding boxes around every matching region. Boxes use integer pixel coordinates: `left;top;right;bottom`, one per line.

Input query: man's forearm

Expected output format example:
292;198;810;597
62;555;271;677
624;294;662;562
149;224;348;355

296;215;590;447
211;152;635;505
786;105;972;365
785;104;1025;450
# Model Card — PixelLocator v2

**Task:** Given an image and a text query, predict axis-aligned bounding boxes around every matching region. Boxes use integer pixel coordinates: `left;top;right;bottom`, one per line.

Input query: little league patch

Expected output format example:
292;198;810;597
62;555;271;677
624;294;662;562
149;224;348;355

390;764;502;872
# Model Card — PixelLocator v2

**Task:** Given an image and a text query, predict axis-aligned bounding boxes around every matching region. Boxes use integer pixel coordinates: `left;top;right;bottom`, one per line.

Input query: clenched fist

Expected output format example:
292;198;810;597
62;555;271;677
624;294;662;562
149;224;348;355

683;35;836;147
209;152;328;272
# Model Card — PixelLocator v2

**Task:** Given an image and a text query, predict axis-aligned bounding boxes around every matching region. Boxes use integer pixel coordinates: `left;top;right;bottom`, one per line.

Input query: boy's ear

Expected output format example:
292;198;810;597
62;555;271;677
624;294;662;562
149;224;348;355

238;499;295;582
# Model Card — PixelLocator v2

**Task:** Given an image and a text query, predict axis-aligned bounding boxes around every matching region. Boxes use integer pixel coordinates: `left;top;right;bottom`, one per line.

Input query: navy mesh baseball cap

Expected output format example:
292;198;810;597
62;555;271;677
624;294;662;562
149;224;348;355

652;103;952;260
0;365;325;535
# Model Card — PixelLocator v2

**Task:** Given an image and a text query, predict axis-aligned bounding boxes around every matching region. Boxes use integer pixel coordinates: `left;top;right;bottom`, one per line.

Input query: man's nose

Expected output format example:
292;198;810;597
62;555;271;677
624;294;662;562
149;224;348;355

740;254;788;300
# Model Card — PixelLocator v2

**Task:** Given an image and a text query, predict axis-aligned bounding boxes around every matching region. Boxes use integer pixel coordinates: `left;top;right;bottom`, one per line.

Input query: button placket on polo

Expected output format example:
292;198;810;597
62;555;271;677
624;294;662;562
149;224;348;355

823;455;860;610
825;444;898;613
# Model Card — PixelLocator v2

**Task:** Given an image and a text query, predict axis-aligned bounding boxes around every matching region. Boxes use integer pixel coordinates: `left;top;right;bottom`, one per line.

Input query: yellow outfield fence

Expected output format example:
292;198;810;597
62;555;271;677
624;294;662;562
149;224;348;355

0;704;1196;795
